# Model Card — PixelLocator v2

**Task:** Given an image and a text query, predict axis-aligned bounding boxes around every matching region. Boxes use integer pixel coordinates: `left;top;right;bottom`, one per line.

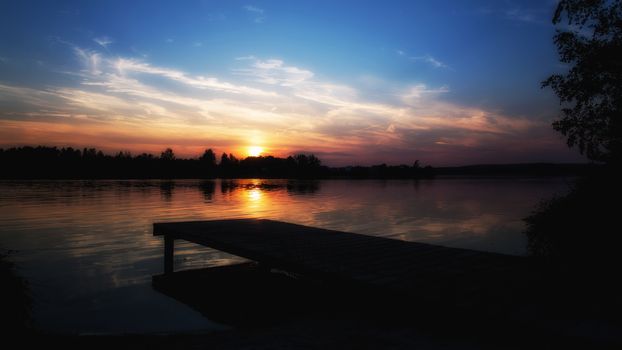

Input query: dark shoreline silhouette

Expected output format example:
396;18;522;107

0;146;437;179
0;145;591;180
435;163;595;177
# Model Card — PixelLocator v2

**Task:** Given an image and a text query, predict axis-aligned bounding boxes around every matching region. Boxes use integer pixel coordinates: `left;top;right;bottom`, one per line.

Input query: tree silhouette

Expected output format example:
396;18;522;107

160;148;175;161
542;0;622;164
294;154;309;168
0;146;436;179
229;153;239;166
200;149;217;167
220;152;230;166
522;2;622;316
308;154;321;167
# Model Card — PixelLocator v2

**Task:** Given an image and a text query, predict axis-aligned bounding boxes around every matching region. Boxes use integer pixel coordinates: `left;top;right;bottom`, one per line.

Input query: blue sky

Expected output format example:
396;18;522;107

0;0;585;166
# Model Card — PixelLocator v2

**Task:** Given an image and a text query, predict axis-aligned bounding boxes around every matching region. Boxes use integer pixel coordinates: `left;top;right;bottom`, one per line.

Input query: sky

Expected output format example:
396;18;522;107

0;0;586;166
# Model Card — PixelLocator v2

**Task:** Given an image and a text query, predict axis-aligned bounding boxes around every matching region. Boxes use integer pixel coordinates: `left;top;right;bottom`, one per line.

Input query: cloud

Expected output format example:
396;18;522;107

0;45;567;165
504;7;547;24
93;36;114;48
112;57;277;96
234;59;314;86
472;3;550;26
243;5;264;14
409;55;450;69
74;47;102;75
398;49;451;69
235;55;257;61
401;84;450;100
243;5;265;23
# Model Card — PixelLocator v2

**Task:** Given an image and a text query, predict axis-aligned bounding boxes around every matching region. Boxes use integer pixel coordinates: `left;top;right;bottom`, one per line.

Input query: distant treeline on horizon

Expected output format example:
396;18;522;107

0;146;435;179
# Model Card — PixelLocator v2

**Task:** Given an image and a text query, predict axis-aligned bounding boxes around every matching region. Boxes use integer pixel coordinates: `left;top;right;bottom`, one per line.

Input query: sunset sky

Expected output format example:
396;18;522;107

0;0;585;166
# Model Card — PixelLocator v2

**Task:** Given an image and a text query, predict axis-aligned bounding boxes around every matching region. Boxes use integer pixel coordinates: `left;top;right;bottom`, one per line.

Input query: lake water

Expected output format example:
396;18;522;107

0;178;572;334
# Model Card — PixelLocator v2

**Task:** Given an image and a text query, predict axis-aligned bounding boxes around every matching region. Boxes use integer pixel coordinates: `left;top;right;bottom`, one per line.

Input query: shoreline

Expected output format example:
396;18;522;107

12;262;622;349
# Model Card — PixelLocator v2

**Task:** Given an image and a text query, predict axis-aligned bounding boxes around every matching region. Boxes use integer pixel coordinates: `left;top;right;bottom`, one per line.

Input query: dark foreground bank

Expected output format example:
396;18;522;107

6;262;621;350
0;250;32;335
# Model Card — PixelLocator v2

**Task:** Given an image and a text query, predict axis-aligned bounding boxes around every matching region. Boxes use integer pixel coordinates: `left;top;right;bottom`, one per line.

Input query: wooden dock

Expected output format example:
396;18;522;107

152;219;622;345
153;219;528;305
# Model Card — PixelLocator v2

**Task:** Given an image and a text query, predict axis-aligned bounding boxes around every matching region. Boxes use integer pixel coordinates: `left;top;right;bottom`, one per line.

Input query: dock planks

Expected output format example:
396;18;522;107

153;219;527;300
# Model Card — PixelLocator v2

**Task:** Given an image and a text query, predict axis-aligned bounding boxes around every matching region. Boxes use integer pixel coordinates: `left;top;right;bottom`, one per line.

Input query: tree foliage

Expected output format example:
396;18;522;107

542;0;622;163
160;148;175;161
199;149;216;167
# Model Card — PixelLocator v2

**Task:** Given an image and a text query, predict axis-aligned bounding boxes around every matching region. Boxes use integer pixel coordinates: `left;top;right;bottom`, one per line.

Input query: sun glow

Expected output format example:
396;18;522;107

247;188;262;202
247;146;263;157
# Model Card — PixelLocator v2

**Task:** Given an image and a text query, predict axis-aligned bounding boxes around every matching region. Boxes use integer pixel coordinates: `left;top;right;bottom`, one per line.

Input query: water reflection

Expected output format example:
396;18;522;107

198;180;216;201
0;178;572;334
247;188;262;202
286;180;320;195
159;180;175;201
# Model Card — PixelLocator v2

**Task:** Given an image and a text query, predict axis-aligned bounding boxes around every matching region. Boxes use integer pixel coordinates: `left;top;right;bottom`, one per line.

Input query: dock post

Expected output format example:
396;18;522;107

164;235;174;274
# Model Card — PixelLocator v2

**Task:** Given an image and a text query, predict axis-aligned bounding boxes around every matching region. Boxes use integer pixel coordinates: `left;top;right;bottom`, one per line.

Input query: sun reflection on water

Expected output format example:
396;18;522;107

247;188;262;202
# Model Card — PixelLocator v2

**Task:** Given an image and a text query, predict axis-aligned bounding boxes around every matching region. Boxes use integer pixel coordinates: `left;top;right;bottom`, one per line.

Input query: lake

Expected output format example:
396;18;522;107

0;177;572;334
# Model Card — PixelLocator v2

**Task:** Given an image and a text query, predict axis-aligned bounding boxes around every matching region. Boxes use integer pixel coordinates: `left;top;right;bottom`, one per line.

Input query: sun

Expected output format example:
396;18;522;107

247;146;263;157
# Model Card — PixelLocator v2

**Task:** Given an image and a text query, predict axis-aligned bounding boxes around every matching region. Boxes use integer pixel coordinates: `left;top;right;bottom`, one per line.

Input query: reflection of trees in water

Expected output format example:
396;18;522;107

159;181;175;201
286;180;320;195
220;180;237;195
199;180;216;201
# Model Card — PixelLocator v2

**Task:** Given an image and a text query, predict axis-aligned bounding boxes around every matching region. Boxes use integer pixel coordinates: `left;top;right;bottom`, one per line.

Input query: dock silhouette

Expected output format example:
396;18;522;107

153;219;529;308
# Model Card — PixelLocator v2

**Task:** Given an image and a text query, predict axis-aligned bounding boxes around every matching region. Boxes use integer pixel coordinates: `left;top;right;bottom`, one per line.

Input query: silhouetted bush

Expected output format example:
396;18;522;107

524;169;622;318
525;171;622;270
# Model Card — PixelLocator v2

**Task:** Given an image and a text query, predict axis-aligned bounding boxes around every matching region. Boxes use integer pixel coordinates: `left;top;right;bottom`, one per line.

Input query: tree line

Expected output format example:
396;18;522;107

0;146;434;179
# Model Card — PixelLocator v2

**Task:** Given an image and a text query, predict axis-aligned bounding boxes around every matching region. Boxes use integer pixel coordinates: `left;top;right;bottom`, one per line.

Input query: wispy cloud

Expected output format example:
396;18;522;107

235;55;257;61
234;59;314;86
473;3;550;26
112;57;277;96
93;36;113;48
243;5;264;14
0;45;551;165
504;7;546;24
409;54;450;69
401;84;450;100
396;49;450;70
74;47;102;75
243;5;265;23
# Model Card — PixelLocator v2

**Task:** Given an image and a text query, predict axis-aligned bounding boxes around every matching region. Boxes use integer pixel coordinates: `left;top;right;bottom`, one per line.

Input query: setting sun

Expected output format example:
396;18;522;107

247;146;263;157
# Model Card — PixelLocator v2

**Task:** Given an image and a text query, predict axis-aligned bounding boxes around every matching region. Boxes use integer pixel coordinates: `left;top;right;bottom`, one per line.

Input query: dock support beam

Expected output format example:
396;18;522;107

164;235;174;274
